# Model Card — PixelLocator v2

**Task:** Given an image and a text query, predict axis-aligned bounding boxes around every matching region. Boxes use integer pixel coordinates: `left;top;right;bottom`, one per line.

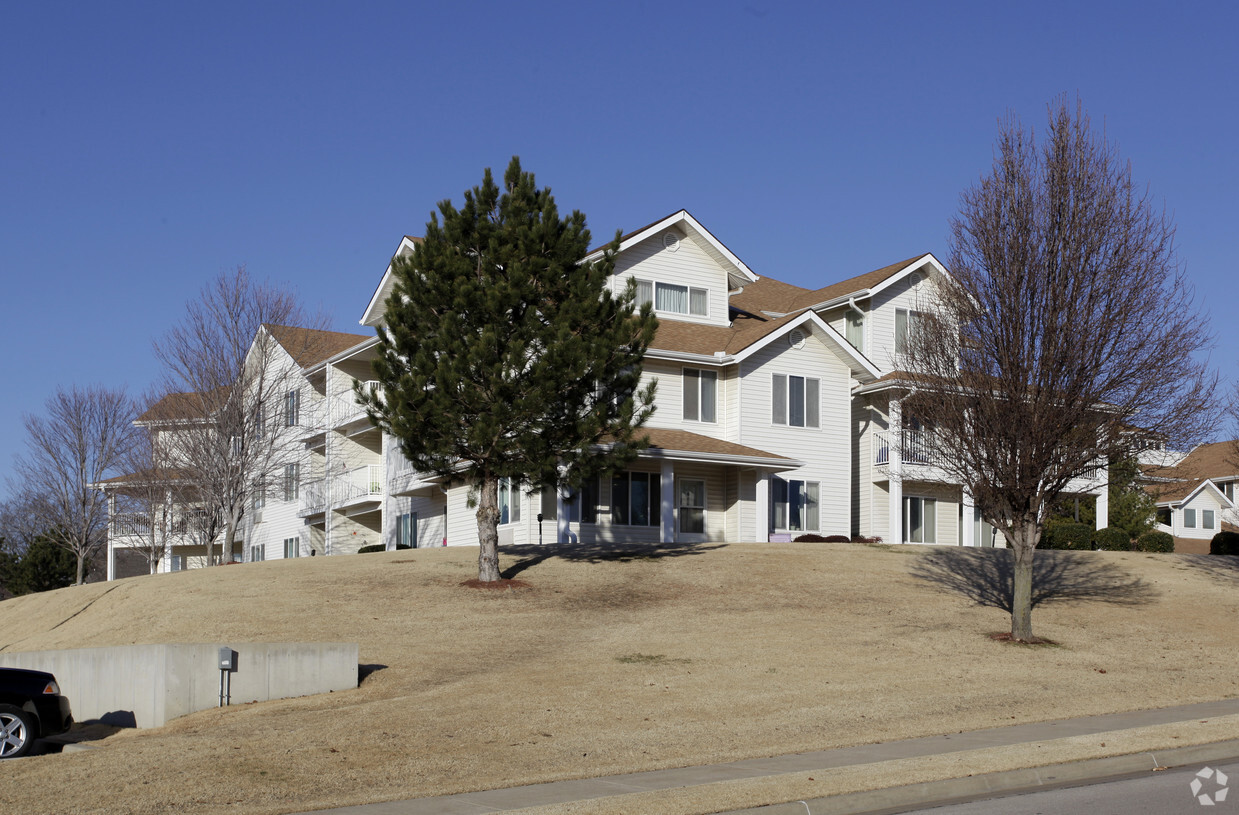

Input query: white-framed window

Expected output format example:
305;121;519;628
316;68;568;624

250;544;265;562
635;278;708;317
895;308;923;354
252;487;265;513
845;308;864;352
1184;508;1197;528
283;537;300;558
1203;509;1215;530
499;478;521;525
682;368;717;423
284;389;300;427
903;496;937;543
169;555;185;572
284;463;300;501
1224;482;1235;501
678;479;706;534
611;471;661;526
771;478;820;532
579;477;599;524
397;512;417;548
772;374;820;428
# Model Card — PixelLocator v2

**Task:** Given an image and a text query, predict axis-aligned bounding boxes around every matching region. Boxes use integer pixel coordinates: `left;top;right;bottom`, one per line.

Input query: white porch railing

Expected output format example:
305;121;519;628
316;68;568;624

334;464;384;503
300;478;327;515
874;430;943;467
331;381;382;427
109;513;152;537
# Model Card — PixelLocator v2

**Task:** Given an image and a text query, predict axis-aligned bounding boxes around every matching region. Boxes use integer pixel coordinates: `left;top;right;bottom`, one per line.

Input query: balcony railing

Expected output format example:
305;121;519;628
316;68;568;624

300;478;327;515
331;381;382;427
109;513;151;537
335;464;384;503
874;430;943;467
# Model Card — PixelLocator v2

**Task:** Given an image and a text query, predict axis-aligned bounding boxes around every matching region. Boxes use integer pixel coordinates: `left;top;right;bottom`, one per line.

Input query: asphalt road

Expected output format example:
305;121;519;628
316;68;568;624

887;759;1237;815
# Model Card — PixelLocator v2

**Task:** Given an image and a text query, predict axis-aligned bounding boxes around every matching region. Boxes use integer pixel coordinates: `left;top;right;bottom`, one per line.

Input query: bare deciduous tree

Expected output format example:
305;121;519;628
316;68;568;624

10;385;137;584
905;99;1216;641
151;267;329;565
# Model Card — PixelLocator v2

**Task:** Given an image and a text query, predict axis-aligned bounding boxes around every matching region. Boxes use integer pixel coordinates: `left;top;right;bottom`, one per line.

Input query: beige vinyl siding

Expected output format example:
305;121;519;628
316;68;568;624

611;228;731;328
641;359;728;439
738;324;853;536
868;274;930;373
901;482;960;545
1177;490;1225;539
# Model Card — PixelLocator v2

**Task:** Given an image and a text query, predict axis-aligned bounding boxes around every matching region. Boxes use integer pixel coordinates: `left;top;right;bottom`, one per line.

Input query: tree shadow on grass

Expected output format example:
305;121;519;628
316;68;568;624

907;548;1159;612
500;541;726;580
1175;554;1239;583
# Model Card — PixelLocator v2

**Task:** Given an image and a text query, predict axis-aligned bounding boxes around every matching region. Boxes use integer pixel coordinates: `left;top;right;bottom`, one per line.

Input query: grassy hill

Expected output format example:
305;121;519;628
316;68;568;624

0;541;1236;815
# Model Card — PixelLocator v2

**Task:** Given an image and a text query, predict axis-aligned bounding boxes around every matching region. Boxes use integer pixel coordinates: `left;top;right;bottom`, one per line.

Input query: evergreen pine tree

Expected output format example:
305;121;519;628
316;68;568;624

362;158;658;581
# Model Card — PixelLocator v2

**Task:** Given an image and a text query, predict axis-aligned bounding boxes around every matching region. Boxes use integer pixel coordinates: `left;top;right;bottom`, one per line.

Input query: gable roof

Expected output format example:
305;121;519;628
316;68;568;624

730;253;940;316
360;236;422;328
638;428;797;469
264;324;371;368
137;387;230;423
1144;440;1239;504
586;209;760;289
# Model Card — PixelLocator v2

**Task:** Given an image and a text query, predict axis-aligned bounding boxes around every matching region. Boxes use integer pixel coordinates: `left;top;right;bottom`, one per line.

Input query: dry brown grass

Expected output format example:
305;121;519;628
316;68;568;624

0;542;1236;815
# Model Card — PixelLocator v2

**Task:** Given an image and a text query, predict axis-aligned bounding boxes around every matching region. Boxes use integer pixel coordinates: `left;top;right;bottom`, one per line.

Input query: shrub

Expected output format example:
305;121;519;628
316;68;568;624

792;533;827;542
823;535;852;543
1210;531;1239;556
1042;521;1093;550
1091;526;1131;551
357;544;386;554
1135;530;1174;553
851;534;883;544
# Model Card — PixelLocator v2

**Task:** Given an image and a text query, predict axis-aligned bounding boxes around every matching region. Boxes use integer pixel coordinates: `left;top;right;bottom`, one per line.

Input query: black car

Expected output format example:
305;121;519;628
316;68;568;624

0;668;73;758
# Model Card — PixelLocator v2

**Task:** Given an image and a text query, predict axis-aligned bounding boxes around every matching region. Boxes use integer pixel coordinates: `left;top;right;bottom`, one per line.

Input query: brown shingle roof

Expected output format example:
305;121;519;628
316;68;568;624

730;255;925;316
650;310;806;357
640;428;790;461
137;388;231;423
265;324;371;368
1144;440;1239;503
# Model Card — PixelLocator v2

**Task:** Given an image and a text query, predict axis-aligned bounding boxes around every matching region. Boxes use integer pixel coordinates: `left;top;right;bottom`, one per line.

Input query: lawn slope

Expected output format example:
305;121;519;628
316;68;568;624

0;542;1236;815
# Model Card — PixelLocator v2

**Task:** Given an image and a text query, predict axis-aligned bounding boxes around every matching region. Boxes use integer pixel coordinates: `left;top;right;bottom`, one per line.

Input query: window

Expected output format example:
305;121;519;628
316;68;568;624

1203;509;1215;530
250;544;265;562
611;472;661;526
284;463;299;502
169;555;185;572
903;496;937;543
683;369;717;423
1224;482;1235;501
679;479;706;534
638;279;708;316
1156;507;1172;527
499;478;521;525
283;537;300;558
579;476;599;524
845;309;864;352
252;488;265;513
397;512;417;548
772;374;820;428
284;389;300;427
1184;508;1197;528
771;478;819;531
895;308;923;354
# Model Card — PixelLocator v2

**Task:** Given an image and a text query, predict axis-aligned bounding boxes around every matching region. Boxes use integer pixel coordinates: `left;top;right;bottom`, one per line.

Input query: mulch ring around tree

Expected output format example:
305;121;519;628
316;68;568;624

461;578;532;590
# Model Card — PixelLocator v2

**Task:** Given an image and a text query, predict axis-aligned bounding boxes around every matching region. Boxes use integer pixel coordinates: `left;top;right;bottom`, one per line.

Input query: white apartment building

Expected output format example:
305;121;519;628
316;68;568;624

103;211;1110;576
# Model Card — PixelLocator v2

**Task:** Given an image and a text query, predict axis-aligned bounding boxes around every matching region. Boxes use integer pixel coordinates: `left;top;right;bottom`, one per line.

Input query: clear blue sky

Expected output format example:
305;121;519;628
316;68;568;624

2;1;1236;487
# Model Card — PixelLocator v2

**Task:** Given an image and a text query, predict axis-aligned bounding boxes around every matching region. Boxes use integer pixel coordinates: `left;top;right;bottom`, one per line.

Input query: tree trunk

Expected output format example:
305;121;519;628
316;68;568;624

476;476;502;582
75;552;86;586
1010;523;1038;642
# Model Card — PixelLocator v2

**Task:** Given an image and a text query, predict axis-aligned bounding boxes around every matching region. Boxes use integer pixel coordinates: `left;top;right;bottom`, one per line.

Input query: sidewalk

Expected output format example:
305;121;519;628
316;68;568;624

294;698;1239;815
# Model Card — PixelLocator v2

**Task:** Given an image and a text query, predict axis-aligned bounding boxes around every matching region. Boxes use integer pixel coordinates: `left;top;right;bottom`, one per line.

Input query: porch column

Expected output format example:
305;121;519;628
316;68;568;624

1095;484;1109;531
660;460;675;544
106;492;116;581
961;488;975;547
556;487;570;544
755;471;770;543
888;397;904;544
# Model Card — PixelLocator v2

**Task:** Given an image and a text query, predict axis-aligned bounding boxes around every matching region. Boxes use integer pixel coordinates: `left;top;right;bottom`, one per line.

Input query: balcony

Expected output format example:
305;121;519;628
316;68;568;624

109;512;151;537
874;430;944;468
335;464;384;507
299;478;327;516
331;381;382;430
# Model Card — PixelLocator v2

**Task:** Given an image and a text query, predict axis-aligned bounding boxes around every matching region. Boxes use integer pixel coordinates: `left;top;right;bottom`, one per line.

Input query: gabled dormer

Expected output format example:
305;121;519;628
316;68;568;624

585;210;758;329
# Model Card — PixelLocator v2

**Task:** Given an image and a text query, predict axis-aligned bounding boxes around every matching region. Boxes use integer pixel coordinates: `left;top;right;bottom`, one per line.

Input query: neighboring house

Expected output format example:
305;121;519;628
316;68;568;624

102;211;1112;575
1144;440;1239;554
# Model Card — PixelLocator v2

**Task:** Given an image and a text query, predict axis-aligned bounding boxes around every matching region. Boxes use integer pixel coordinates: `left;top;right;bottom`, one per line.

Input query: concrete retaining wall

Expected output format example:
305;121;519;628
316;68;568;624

0;642;358;728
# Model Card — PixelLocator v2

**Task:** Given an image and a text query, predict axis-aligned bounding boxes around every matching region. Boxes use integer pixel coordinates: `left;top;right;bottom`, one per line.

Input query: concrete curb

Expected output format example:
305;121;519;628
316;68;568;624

720;739;1239;814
